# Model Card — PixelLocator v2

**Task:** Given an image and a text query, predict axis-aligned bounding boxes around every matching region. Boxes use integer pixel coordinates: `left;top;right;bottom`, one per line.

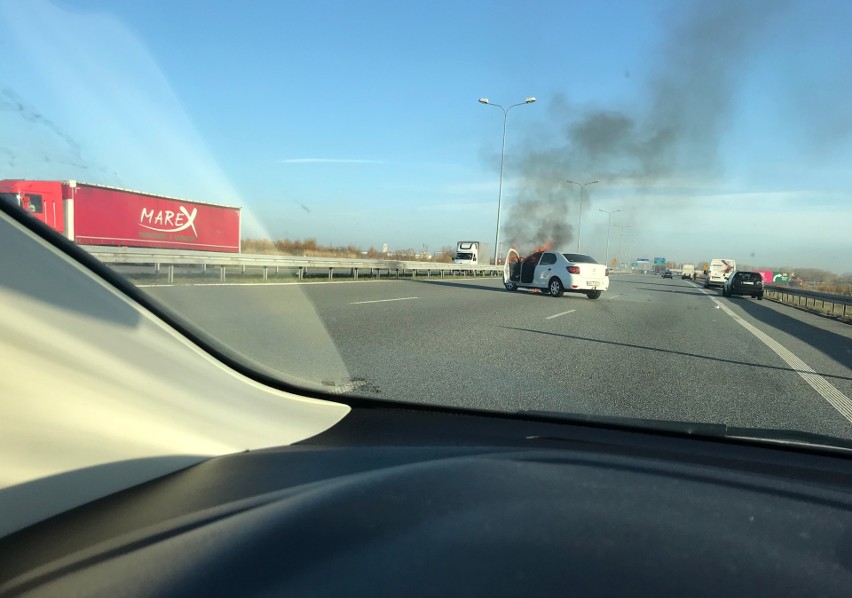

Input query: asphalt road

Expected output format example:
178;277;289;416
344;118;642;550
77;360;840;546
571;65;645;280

143;274;852;440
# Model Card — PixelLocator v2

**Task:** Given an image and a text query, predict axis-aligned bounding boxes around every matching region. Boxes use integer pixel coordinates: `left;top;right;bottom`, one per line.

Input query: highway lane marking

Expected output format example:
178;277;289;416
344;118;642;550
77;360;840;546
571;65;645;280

350;296;419;305
701;289;852;425
546;310;577;320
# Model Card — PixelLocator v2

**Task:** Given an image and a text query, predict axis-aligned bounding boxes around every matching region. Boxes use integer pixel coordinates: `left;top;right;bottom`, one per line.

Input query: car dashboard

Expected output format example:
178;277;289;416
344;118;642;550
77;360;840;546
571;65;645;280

3;406;852;596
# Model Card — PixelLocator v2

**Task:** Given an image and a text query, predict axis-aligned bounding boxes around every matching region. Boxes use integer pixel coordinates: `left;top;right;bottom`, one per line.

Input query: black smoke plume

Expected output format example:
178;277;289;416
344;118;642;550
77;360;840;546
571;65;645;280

499;0;788;254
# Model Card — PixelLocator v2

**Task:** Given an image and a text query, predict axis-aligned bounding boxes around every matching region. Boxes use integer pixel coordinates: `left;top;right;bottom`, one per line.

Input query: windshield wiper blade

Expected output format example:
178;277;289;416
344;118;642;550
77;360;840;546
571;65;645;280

519;410;728;436
520;411;852;454
723;427;852;453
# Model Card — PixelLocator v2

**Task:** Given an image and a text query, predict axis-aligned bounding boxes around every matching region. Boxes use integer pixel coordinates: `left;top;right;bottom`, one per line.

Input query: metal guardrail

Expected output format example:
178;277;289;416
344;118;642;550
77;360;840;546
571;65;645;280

84;246;503;283
764;285;851;318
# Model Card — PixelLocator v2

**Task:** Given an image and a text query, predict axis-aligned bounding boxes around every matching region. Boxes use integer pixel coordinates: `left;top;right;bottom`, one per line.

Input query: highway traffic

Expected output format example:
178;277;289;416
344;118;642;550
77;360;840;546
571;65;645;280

143;273;852;441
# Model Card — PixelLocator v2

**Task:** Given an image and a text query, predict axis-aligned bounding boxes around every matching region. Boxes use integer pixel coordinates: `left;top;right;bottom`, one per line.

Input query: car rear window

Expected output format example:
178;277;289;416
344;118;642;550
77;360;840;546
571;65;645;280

738;272;762;281
562;254;597;264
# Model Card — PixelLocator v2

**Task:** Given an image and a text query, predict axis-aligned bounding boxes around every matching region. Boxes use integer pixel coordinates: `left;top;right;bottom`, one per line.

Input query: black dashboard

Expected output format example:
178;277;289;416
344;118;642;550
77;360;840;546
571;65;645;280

3;405;852;596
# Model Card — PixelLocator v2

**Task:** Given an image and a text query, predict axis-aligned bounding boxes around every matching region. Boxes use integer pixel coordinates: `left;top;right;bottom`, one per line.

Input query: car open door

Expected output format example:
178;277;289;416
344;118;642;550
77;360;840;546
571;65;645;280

503;248;520;289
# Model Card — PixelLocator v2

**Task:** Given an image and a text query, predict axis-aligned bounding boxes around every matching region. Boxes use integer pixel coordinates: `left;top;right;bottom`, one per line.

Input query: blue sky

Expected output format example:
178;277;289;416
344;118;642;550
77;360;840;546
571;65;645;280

1;0;850;271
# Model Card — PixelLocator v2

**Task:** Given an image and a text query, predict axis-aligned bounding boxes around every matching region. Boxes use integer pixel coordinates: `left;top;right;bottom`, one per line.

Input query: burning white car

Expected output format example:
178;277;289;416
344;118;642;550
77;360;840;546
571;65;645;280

503;249;610;299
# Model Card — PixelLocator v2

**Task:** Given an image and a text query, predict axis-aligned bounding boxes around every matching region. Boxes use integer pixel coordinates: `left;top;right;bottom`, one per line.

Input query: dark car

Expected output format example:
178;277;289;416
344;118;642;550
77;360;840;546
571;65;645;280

662;270;673;279
723;270;764;299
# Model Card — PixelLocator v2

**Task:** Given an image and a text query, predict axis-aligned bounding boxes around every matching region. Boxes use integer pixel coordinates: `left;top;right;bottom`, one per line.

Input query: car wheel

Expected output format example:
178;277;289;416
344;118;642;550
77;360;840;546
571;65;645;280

504;282;517;291
548;278;564;297
757;292;764;300
587;289;602;300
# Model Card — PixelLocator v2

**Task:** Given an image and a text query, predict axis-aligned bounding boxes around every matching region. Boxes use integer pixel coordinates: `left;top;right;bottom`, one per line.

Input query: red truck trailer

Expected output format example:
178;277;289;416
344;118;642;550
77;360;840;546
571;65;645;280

0;179;241;253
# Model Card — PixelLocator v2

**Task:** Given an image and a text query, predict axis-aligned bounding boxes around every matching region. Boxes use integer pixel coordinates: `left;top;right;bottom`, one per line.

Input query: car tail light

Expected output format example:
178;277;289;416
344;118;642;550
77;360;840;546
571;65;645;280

567;265;580;274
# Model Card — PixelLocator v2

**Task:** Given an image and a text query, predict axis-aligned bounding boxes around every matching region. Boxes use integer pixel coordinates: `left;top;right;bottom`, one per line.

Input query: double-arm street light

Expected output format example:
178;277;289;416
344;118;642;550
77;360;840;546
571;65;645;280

565;179;599;253
479;97;536;265
623;232;638;271
613;224;631;269
614;224;630;270
598;208;621;268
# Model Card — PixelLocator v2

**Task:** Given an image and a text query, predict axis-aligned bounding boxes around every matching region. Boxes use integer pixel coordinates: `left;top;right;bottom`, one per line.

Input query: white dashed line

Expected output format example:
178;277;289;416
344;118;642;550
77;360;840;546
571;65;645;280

350;296;419;305
701;288;852;425
546;310;576;320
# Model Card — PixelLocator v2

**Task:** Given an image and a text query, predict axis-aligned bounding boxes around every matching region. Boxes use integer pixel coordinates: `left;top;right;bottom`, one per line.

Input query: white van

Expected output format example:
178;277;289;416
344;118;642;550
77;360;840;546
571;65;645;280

704;258;736;288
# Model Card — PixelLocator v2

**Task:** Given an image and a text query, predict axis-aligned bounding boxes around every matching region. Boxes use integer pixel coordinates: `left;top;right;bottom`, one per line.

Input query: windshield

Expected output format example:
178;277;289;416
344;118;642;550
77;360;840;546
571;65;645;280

2;0;851;446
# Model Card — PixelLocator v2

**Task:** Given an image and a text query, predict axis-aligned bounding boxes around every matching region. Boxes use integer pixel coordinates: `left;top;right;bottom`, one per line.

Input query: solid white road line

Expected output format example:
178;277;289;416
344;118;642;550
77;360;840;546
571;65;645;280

349;296;419;305
546;310;577;320
702;289;852;425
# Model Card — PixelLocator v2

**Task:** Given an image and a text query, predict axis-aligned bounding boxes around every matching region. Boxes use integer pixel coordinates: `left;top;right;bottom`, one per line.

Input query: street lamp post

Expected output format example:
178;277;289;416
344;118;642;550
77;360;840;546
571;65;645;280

613;224;631;269
598;208;621;268
623;233;637;271
565;179;599;253
479;97;536;265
